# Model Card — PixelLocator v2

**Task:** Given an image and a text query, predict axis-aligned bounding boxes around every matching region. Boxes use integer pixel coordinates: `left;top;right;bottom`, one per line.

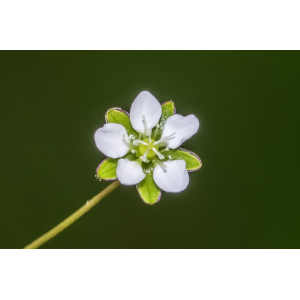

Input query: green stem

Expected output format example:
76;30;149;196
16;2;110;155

24;180;120;249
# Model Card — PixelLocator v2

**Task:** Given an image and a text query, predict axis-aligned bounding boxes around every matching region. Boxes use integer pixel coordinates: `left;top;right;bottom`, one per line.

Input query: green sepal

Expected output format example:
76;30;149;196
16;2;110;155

124;152;137;161
161;148;202;172
105;107;138;140
137;163;161;205
154;101;176;140
96;158;118;181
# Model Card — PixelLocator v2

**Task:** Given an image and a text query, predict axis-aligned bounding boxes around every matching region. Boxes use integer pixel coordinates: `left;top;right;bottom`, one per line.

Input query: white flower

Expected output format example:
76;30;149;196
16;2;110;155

94;91;201;204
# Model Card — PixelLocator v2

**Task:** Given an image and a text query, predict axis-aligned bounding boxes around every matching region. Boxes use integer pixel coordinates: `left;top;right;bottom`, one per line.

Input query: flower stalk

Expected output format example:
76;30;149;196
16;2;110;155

24;180;120;249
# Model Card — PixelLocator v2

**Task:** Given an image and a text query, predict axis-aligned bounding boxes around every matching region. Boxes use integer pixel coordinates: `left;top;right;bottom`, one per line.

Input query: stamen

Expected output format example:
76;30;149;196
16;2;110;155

153;157;167;171
160;147;169;153
152;147;165;160
122;134;132;147
166;132;176;140
143;147;150;157
138;130;142;139
154;132;176;147
131;149;136;153
155;141;168;148
140;147;150;162
133;139;148;146
140;156;148;163
148;130;152;141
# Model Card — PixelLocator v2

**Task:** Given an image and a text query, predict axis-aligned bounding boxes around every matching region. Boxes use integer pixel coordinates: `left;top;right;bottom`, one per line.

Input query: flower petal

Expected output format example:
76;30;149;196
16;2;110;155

130;91;162;133
161;114;199;149
94;123;130;158
153;160;189;193
116;159;146;185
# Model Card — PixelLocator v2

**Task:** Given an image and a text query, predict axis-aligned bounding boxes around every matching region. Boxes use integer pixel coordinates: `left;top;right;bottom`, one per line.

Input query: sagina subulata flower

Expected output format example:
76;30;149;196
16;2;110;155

94;91;202;204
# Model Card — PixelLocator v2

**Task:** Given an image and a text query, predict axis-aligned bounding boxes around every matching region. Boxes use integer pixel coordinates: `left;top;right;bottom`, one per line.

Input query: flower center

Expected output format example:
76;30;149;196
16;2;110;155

129;117;175;163
138;138;159;159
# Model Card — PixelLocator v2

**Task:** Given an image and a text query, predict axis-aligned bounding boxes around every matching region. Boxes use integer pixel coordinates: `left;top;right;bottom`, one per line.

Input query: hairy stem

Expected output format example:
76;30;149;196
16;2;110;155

24;180;120;249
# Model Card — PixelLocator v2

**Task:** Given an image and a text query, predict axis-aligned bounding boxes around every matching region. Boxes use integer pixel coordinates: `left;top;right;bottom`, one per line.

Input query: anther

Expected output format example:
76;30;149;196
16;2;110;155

140;156;148;163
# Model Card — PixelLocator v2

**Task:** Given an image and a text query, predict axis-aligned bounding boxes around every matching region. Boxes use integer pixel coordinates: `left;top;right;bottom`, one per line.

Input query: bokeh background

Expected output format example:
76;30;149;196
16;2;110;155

0;51;299;248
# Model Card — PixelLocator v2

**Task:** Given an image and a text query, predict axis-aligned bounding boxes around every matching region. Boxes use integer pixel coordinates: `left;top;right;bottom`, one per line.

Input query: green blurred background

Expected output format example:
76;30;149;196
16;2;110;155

0;51;299;248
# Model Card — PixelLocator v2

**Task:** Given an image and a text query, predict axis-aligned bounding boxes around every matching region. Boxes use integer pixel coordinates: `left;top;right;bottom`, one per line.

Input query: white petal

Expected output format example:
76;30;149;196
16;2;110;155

130;91;162;133
94;123;130;159
153;160;189;193
161;114;199;149
116;159;146;185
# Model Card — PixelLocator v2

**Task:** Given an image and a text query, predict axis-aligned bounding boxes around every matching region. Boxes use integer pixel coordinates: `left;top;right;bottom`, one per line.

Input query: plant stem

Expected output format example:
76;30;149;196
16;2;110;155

24;180;120;249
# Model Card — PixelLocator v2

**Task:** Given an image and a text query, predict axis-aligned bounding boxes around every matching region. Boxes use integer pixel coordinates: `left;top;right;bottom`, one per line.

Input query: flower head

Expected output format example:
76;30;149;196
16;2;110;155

94;91;202;204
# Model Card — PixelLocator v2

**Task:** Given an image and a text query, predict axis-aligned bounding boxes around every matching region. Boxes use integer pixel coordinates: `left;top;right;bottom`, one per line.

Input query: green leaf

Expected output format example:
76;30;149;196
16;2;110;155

96;158;118;180
154;101;176;140
161;148;202;172
137;163;161;205
105;107;138;140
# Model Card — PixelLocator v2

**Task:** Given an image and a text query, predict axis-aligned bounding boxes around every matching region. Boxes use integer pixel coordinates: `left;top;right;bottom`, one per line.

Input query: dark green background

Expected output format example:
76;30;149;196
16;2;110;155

0;51;299;248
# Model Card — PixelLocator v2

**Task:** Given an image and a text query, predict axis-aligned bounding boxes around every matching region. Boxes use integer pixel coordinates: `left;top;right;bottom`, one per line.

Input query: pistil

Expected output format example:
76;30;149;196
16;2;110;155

123;119;174;163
